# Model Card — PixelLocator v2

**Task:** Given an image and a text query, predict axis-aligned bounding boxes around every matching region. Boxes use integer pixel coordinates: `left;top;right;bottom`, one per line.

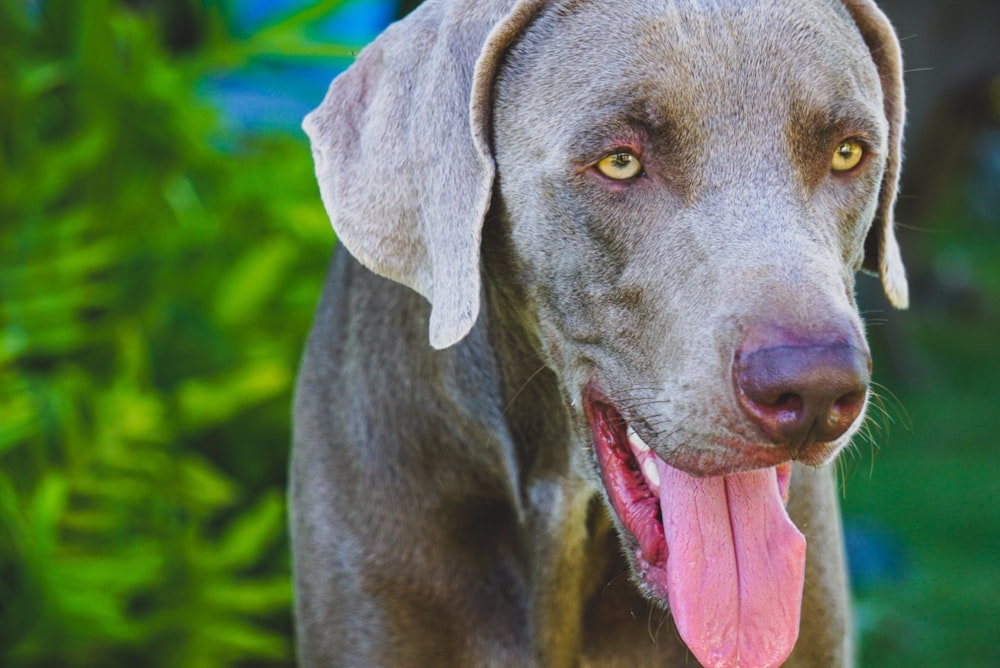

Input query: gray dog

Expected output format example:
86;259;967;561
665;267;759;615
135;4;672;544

292;0;908;665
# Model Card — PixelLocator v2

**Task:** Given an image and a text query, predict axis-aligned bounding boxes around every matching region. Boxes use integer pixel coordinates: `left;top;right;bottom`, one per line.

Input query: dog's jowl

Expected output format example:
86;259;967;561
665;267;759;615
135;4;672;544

293;1;907;666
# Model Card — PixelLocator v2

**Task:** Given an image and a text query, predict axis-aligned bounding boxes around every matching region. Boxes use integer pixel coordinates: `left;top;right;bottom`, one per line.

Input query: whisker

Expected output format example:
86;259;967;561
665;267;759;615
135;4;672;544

502;363;551;418
894;221;945;233
647;604;671;644
615;386;671;396
479;360;551;453
618;396;673;407
870;381;911;432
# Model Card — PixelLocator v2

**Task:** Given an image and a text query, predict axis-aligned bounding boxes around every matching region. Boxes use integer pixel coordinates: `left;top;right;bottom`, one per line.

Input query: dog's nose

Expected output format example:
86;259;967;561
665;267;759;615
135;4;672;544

735;343;870;446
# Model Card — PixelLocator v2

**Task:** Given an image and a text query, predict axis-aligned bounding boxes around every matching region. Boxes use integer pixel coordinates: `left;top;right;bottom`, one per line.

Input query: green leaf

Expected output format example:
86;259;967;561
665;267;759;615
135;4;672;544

207;491;286;571
177;362;292;432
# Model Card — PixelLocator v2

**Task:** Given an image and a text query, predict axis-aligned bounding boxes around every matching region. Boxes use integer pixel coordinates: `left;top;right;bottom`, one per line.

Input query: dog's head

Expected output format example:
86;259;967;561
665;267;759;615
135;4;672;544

305;1;906;665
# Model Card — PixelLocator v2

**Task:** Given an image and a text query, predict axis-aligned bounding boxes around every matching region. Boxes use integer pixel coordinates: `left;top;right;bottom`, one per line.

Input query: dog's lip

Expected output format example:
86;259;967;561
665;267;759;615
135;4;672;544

584;390;795;479
689;437;802;475
584;393;667;568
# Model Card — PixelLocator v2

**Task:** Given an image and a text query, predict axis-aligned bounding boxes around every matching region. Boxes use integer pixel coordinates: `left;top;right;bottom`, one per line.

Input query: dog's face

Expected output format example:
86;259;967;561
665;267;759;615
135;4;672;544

495;0;885;467
493;2;888;662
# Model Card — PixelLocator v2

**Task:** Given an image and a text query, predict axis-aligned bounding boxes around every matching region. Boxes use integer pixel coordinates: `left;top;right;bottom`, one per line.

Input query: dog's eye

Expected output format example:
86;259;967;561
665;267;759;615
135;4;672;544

831;141;864;172
596;151;643;180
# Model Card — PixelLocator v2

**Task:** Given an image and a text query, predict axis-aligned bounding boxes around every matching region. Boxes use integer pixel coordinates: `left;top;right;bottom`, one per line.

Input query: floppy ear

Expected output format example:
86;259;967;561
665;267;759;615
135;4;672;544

842;0;909;309
303;0;546;348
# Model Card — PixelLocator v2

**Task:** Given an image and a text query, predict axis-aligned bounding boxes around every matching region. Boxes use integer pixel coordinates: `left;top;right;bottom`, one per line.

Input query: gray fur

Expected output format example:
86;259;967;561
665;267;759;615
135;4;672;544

294;0;907;665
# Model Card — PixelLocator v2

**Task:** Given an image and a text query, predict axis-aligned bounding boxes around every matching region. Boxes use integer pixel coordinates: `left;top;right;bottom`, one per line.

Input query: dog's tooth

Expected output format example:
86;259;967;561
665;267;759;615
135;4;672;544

642;458;661;490
627;426;650;453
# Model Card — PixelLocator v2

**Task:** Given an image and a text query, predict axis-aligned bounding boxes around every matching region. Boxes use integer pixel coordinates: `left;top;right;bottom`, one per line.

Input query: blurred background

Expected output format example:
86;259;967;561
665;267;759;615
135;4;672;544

0;0;996;665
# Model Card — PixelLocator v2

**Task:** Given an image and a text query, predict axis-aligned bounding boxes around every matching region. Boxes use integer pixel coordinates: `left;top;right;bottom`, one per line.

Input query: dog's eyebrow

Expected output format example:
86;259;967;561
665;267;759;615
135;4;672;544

797;90;886;139
565;119;650;163
564;97;691;161
824;102;884;141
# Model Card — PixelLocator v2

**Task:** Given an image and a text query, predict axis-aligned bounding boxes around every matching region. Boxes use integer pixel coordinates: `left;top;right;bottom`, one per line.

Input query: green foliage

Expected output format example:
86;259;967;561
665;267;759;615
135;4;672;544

0;0;335;664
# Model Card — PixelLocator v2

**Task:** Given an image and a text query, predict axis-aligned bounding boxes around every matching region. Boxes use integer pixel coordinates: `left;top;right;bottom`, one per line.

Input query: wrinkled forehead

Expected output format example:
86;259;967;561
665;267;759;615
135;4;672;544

639;1;880;114
514;0;885;140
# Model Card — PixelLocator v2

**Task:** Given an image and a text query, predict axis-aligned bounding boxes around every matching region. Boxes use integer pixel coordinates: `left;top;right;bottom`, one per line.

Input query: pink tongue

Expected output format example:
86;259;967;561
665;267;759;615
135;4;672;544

657;461;806;668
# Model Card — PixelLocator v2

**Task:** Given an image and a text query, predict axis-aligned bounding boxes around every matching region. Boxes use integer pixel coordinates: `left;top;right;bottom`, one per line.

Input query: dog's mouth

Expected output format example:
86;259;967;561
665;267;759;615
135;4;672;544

585;392;807;668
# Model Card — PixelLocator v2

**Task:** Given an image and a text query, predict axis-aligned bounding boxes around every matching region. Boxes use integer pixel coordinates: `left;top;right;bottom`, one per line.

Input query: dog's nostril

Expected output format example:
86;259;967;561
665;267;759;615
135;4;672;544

772;393;802;411
826;389;867;430
736;343;870;446
834;390;866;414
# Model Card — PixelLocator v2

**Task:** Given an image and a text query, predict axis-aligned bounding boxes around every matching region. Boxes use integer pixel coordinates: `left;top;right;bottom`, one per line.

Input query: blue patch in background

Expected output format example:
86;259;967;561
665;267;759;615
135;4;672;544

203;0;399;133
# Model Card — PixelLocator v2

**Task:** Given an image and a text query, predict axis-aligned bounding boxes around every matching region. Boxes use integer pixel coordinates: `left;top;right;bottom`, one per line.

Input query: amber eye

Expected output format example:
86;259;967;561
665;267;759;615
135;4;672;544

595;151;643;180
831;140;864;172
